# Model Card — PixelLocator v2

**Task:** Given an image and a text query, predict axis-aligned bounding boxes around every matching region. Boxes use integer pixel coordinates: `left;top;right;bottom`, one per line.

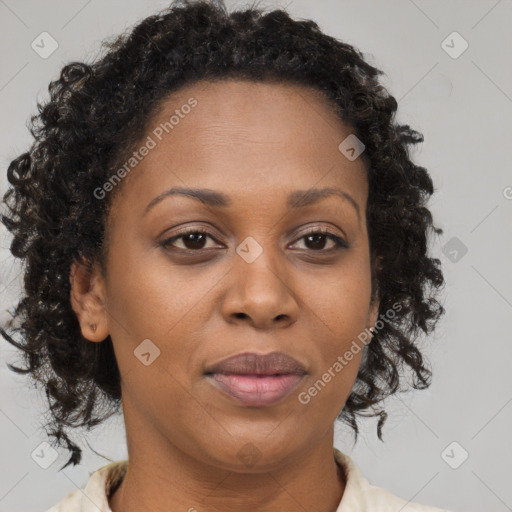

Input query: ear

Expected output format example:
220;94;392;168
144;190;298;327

367;254;383;331
69;258;109;342
368;292;380;332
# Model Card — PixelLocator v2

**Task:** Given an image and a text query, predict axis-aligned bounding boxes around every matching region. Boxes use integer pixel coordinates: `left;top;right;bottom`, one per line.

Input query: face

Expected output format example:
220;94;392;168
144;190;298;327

71;79;379;472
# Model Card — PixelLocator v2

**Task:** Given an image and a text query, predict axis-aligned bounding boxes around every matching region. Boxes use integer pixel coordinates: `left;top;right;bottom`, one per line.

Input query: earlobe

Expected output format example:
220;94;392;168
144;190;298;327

367;286;380;336
69;259;109;342
368;301;380;337
368;255;382;334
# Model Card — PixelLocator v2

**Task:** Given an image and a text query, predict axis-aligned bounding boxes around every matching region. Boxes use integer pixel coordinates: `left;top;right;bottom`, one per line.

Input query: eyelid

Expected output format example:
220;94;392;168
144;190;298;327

161;226;224;249
160;224;349;252
291;224;346;242
289;227;349;251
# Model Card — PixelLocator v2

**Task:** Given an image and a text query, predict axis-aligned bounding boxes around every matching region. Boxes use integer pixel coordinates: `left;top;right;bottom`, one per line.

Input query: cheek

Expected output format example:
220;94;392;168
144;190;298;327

105;242;200;335
104;243;216;381
306;258;372;337
297;258;371;399
295;349;363;429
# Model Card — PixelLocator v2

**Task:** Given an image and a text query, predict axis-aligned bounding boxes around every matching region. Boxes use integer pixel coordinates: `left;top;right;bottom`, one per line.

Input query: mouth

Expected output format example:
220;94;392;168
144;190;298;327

204;351;307;407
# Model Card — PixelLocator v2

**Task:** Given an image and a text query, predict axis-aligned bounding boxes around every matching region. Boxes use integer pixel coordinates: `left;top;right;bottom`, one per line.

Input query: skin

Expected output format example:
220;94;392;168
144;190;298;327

70;79;379;512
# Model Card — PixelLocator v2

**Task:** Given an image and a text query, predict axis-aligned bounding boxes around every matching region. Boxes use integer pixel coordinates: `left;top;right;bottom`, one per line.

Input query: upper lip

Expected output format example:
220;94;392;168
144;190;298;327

204;351;307;376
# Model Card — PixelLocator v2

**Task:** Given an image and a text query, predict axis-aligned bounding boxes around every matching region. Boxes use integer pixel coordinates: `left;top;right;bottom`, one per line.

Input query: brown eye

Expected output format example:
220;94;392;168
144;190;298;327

304;233;330;250
161;229;218;251
180;232;208;250
292;230;348;252
160;228;349;254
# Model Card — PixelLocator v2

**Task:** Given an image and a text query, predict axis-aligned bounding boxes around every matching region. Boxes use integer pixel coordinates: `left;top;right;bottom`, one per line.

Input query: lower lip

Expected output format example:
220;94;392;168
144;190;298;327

207;373;304;407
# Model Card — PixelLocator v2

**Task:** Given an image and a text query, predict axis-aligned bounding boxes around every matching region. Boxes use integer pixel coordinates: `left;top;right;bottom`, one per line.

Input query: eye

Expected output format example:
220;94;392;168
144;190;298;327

160;227;348;253
290;228;349;252
160;228;220;251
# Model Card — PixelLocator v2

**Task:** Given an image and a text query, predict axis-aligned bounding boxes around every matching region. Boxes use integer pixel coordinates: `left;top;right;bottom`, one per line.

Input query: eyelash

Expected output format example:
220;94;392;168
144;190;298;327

160;227;349;254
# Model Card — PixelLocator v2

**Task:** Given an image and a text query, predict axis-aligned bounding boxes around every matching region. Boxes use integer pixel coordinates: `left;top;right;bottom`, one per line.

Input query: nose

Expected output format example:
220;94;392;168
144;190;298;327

220;249;299;330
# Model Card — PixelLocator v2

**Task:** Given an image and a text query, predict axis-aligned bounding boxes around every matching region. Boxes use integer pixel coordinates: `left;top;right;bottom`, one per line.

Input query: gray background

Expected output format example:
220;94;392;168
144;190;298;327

1;1;511;511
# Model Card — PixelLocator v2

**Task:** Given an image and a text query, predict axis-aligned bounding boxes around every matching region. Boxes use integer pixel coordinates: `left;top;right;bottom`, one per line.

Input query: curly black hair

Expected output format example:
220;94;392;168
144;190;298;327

1;0;445;470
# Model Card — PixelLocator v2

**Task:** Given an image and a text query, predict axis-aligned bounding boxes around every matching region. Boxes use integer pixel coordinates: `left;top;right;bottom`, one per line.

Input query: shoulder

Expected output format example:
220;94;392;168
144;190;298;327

334;449;454;512
45;460;128;512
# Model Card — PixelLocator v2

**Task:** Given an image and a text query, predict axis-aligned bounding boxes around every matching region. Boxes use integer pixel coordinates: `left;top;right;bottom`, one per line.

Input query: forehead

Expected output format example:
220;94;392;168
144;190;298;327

150;78;348;151
110;79;368;214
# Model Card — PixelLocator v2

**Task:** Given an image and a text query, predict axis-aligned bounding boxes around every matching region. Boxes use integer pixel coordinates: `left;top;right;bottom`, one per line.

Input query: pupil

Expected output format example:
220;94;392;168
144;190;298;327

307;234;325;250
185;233;205;249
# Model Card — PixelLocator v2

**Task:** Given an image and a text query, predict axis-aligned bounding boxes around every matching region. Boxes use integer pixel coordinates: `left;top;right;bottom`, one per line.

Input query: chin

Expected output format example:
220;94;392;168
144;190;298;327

193;431;310;473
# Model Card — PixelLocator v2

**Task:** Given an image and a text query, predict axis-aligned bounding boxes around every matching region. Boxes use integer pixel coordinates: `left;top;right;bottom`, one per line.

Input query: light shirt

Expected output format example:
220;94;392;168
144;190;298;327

46;448;453;511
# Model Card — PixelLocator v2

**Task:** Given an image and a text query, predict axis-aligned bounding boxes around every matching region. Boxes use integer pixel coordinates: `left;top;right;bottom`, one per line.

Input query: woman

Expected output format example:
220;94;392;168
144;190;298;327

1;1;450;510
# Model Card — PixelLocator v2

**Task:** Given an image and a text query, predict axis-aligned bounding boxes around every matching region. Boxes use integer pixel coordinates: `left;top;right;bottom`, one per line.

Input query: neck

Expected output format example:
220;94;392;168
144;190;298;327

110;417;345;512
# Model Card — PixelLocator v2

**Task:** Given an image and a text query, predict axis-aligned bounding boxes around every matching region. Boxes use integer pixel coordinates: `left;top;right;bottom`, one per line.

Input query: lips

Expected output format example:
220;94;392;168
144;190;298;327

204;352;307;407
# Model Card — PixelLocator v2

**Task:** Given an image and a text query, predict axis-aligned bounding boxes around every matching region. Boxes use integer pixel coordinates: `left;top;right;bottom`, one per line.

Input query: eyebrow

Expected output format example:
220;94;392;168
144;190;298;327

143;186;361;224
